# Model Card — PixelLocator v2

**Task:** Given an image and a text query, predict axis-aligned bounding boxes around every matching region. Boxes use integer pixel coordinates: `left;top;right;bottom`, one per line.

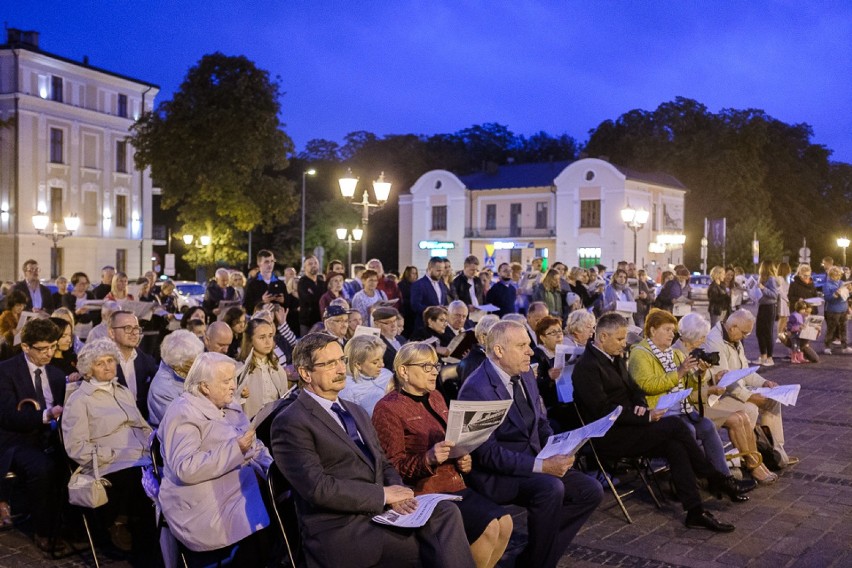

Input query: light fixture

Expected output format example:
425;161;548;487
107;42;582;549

352;227;363;241
339;169;392;263
373;172;391;203
32;210;79;279
32;211;50;231
338;168;358;199
200;235;211;246
337;227;363;273
336;228;348;240
621;203;649;264
183;234;194;245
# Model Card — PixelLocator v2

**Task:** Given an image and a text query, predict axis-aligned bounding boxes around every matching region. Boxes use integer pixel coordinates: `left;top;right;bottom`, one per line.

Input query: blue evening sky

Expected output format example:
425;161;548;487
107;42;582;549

5;1;852;162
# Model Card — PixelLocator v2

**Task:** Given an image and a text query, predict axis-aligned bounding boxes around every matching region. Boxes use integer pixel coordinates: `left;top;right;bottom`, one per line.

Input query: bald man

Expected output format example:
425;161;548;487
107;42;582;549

206;321;234;354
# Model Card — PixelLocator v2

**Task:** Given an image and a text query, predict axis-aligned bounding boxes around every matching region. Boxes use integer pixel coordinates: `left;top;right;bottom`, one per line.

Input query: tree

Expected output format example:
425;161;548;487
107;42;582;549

131;53;297;268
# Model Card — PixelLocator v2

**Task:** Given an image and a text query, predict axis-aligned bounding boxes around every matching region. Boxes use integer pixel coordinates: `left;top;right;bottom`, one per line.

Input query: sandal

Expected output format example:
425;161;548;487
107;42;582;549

0;501;13;530
739;452;778;485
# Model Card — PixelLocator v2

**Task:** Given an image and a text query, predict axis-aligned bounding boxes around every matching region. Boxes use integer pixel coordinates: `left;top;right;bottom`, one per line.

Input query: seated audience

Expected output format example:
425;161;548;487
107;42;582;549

104;271;134;302
340;335;394;416
373;306;406;370
563;309;596;349
87;301;122;343
0;290;27;356
410;306;451;356
372;342;513;568
109;310;158;420
62;339;157;556
322;304;351;346
351;269;388;326
159;352;272;565
206;320;235;355
237;318;289;419
532;316;576;432
48;317;79;379
148;330;205;427
346;308;363;341
455;314;500;385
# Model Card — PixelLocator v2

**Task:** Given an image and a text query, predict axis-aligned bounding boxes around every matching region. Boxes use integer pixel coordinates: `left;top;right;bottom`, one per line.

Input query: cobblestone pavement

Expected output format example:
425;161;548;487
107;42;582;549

1;314;850;567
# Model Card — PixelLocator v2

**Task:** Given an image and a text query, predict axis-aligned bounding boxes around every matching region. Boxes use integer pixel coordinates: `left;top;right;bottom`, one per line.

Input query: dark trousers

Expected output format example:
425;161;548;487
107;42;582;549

9;445;64;537
183;529;267;568
102;467;159;558
596;416;718;511
756;303;777;357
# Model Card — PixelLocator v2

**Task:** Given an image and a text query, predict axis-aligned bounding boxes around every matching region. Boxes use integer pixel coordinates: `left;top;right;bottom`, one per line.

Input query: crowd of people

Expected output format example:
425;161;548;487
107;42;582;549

0;249;848;567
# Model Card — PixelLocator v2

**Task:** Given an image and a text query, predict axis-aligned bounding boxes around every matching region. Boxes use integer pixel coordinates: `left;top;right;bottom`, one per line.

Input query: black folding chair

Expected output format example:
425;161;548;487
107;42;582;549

57;424;102;567
266;461;302;567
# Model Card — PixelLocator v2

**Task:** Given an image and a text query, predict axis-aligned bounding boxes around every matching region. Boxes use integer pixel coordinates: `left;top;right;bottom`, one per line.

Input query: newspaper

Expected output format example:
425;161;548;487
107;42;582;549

654;388;693;411
119;300;156;321
616;300;637;315
217;300;242;320
353;325;381;338
751;384;801;406
672;303;692;317
445;399;512;458
799;315;824;341
537;406;623;460
803;297;824;306
372;493;463;528
13;311;45;345
716;366;760;389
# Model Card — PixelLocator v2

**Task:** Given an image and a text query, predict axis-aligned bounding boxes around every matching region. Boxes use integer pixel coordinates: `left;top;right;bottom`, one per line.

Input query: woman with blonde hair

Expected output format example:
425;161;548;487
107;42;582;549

105;271;134;302
707;266;731;328
755;261;779;366
339;335;394;415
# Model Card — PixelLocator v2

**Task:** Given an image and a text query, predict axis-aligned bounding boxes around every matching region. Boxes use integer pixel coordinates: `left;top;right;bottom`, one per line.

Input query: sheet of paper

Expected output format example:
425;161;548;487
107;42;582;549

353;325;381;338
556;365;574;403
445;399;512;458
653;388;693;411
372;493;463;528
474;304;500;312
672;303;692;317
751;384;801;406
616;301;637;314
536;406;622;460
716;366;760;389
803;297;824;305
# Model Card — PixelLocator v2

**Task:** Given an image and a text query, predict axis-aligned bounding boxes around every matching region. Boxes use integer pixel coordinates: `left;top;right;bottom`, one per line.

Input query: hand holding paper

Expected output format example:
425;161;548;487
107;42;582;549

751;384;801;406
716;366;760;389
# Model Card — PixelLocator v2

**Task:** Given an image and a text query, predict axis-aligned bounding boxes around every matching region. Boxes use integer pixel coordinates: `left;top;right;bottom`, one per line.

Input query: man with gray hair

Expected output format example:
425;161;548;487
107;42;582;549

202;267;237;319
702;309;797;468
148;330;205;426
459;320;603;568
444;300;470;338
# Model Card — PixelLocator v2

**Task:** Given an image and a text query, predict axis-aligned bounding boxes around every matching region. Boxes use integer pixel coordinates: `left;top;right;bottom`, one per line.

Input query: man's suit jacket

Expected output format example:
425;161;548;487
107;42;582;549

12;281;55;313
409;276;449;329
270;391;403;567
485;281;517;317
571;344;649;428
457;358;552;502
380;335;406;371
0;353;66;474
116;348;158;420
452;273;484;306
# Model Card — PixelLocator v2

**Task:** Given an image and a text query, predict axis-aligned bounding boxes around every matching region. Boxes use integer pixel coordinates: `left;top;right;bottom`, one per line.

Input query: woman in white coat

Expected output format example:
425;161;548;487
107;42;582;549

158;351;272;566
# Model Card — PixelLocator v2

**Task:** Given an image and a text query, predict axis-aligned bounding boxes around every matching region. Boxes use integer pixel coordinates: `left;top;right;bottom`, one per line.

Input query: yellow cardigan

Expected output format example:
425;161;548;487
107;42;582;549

628;339;688;408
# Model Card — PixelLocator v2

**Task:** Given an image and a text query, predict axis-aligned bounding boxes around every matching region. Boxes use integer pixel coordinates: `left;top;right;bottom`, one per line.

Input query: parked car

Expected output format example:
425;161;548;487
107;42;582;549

688;275;711;302
173;280;206;312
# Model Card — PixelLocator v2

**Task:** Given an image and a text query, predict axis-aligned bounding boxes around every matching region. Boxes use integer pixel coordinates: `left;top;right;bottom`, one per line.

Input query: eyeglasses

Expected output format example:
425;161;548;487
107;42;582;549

26;342;58;353
112;325;142;335
405;362;442;374
311;355;348;370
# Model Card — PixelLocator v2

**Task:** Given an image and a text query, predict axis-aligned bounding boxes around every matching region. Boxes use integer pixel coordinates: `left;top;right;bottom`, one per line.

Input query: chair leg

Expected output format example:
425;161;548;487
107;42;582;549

79;510;100;568
587;441;632;523
634;459;664;509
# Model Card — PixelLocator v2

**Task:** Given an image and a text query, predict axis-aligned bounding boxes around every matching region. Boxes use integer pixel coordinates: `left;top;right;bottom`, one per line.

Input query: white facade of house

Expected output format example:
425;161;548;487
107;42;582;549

399;158;686;272
0;30;158;281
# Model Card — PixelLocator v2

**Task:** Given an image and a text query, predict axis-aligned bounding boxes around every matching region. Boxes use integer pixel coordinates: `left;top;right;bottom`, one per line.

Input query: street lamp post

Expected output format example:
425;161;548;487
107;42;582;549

838;237;850;267
620;205;649;266
301;169;317;267
336;227;363;275
339;169;392;264
32;211;80;278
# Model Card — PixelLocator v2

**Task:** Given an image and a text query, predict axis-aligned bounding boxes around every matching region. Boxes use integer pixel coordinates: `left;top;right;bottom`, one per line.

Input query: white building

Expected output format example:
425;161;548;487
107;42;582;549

399;158;686;271
0;29;158;281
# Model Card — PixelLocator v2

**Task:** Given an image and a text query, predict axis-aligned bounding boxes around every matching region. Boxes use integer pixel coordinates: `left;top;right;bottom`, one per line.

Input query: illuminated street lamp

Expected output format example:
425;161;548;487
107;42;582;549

301;168;317;267
654;233;686;266
337;227;363;274
338;169;392;263
620;205;649;265
32;211;79;278
838;237;850;267
182;234;211;248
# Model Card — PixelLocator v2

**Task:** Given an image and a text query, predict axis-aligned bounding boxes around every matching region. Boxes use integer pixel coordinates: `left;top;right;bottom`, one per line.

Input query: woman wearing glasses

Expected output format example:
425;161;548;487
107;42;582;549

530;316;577;432
372;343;512;568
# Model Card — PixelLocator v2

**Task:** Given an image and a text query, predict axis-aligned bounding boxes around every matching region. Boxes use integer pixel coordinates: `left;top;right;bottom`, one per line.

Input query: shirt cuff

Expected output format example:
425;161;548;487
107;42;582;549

533;457;544;473
43;409;50;424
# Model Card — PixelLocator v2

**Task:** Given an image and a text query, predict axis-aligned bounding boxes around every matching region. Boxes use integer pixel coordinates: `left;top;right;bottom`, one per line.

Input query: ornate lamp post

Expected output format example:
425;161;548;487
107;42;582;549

620;205;649;265
336;227;363;275
338;169;392;263
838;237;850;267
33;211;80;278
301;168;316;267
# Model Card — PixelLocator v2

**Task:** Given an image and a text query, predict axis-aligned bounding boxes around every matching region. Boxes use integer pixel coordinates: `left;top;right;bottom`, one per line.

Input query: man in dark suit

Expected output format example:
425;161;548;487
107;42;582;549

12;259;55;313
572;312;738;532
458;320;603;568
109;311;158;420
270;333;474;568
452;255;484;307
409;257;450;331
484;263;517;317
91;265;116;300
0;319;68;553
373;307;406;371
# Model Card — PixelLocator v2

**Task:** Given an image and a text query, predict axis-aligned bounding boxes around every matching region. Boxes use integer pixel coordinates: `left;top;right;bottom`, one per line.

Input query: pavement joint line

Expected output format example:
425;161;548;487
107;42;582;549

564;543;690;567
783;417;852;428
784;470;852;486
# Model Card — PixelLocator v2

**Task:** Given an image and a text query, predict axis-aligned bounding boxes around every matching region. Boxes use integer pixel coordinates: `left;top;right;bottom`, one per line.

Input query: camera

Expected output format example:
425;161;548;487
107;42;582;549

690;348;720;366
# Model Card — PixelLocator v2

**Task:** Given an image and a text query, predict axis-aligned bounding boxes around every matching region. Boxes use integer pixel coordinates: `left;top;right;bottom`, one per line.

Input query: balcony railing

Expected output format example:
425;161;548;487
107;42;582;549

464;226;556;238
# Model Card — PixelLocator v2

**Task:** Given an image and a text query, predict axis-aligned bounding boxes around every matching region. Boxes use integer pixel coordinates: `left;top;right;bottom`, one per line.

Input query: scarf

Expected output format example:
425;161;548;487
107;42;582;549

646;339;694;414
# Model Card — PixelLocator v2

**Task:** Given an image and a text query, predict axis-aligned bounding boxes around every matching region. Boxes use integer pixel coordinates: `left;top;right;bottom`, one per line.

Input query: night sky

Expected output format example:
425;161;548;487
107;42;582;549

4;1;852;163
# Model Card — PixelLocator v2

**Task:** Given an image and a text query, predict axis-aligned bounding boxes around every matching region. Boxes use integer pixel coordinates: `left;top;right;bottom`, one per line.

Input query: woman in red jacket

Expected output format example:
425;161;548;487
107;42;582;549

372;343;512;568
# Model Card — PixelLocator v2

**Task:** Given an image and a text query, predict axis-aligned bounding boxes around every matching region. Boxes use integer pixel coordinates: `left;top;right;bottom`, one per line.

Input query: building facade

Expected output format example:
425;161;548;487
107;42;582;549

0;29;158;282
399;158;686;272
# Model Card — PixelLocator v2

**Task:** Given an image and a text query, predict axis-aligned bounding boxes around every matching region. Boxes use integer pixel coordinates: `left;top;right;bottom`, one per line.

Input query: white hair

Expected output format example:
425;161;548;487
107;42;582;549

678;312;711;345
502;313;526;325
474;314;500;343
726;309;755;327
448;300;468;314
215;268;230;279
184;352;237;397
485;320;526;356
566;310;596;335
77;338;122;378
161;330;205;369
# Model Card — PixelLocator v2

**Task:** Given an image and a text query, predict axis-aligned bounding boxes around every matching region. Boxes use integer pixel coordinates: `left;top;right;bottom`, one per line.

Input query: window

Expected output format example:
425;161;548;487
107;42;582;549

49;128;64;163
116;249;127;273
115;140;128;173
652;203;658;231
580;199;601;228
83;192;99;226
116;195;128;227
485;204;497;230
431;205;447;231
535;202;548;229
509;203;522;236
51;76;63;102
50;187;63;223
118;94;128;118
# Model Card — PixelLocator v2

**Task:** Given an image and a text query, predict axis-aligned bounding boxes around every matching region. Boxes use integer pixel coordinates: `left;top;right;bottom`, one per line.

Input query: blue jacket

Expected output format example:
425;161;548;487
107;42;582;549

823;278;849;313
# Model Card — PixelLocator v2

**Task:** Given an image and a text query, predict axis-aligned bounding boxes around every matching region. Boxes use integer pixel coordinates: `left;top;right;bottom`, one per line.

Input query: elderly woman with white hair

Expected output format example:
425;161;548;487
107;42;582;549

563;309;596;349
339;335;394;415
147;330;206;426
61;339;157;556
158;352;272;565
456;314;500;386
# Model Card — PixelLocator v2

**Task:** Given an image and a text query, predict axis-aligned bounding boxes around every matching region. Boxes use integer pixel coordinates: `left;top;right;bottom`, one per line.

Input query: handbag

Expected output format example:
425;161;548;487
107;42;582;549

68;447;111;508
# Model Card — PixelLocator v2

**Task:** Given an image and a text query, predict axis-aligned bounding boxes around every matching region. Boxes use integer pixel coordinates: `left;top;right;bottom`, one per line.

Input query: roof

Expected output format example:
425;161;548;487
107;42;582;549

1;40;160;90
458;160;686;191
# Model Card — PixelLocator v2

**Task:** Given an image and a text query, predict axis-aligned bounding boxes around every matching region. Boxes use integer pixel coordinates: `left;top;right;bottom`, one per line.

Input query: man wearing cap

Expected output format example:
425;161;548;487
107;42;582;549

323;305;350;347
372;307;406;370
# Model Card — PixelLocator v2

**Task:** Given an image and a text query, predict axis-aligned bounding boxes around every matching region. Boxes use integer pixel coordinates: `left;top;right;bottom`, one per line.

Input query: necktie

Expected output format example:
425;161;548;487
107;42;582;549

331;402;375;464
34;369;47;410
511;376;535;431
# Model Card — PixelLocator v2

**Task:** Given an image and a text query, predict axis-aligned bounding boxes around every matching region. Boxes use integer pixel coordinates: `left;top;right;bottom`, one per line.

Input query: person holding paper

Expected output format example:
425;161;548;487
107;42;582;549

822;266;852;355
601;269;635;314
202;267;237;319
787;263;817;314
629;310;754;499
62;272;97;325
573;313;737;532
532;316;577;432
372;343;512;568
410;306;452;357
0;290;27;353
532;269;564;319
654;266;692;316
675;313;777;484
236;318;289;419
458;321;604;568
271;333;475;568
702;309;797;473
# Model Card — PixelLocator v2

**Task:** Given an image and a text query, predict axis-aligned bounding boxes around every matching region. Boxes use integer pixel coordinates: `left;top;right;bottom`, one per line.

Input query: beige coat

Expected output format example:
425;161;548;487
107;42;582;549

236;358;289;419
62;378;152;475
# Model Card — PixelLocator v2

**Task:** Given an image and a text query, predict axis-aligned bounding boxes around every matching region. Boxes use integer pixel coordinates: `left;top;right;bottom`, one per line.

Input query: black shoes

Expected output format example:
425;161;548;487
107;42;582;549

709;474;750;503
685;510;736;532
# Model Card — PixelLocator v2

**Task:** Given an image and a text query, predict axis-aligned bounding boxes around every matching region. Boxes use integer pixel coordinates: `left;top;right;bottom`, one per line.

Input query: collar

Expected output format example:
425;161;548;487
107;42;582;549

486;357;514;392
24;355;45;377
721;323;738;346
591;343;615;362
400;388;430;404
304;387;339;411
119;348;138;364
